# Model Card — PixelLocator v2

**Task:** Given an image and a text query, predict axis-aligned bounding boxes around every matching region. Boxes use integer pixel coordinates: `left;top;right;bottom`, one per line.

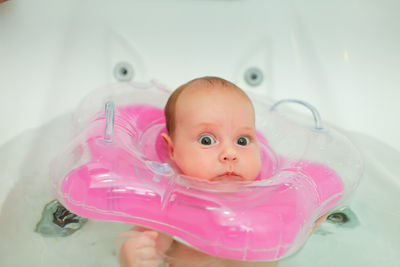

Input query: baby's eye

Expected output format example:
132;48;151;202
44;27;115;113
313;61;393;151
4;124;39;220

198;135;216;146
236;136;250;146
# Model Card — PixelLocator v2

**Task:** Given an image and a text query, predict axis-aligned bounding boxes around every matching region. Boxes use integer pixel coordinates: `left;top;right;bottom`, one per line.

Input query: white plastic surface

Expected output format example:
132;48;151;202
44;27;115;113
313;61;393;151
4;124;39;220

0;0;400;152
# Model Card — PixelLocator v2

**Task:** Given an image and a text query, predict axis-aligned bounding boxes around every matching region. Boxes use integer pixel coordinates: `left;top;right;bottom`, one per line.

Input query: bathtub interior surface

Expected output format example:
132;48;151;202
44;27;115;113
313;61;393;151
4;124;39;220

1;0;400;152
0;116;399;267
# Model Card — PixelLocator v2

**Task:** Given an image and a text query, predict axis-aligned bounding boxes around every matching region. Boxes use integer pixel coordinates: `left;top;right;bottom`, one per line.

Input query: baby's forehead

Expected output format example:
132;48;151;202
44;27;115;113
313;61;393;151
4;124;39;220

175;83;255;122
179;80;249;103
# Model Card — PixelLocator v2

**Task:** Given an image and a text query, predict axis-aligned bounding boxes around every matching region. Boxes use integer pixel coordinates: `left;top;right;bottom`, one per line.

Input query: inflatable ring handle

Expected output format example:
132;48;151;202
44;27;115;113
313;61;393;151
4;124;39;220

104;101;115;143
270;99;324;130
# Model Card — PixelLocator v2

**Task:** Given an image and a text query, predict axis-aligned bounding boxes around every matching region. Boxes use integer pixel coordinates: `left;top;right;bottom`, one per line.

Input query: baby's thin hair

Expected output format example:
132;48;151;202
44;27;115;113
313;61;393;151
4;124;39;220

164;76;249;137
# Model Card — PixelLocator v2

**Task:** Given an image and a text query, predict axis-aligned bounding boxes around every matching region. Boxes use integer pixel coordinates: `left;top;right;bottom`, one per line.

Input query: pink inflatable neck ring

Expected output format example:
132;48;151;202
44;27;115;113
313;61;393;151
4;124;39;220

51;83;363;261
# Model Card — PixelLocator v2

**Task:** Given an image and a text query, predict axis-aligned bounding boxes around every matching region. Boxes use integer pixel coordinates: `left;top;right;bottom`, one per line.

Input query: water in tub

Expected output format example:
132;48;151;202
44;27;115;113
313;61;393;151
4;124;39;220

1;110;400;266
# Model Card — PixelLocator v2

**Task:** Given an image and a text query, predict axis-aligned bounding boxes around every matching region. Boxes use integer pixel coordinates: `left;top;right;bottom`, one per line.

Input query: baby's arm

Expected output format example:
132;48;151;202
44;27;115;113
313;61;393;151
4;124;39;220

119;226;174;267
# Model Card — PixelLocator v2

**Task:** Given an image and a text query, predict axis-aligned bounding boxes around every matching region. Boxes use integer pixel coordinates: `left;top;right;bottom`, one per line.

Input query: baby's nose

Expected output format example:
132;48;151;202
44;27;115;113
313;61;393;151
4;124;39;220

219;147;238;162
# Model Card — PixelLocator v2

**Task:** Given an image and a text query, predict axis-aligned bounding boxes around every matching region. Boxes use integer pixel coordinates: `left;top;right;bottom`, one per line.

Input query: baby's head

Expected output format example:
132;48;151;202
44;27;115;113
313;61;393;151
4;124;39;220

162;76;261;182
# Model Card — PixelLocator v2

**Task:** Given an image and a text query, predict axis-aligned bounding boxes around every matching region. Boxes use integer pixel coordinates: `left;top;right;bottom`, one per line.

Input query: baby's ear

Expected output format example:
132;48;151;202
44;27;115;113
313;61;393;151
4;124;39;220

161;133;174;159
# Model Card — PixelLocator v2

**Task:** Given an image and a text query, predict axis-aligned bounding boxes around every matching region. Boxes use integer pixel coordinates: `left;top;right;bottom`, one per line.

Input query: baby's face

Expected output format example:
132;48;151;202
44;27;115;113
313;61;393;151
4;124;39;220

163;85;261;181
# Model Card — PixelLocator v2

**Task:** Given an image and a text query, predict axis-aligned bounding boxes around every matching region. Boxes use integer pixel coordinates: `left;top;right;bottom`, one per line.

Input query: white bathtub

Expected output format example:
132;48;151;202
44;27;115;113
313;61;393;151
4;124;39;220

1;0;399;266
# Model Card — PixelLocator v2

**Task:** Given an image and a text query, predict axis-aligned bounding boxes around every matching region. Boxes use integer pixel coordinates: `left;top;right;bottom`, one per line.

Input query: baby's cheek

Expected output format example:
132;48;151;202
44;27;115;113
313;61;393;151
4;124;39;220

245;149;262;179
195;150;221;179
175;149;215;179
188;157;215;179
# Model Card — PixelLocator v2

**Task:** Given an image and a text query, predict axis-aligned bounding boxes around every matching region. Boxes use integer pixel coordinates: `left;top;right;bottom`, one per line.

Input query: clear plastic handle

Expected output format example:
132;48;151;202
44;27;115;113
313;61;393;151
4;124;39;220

270;99;324;130
104;101;115;143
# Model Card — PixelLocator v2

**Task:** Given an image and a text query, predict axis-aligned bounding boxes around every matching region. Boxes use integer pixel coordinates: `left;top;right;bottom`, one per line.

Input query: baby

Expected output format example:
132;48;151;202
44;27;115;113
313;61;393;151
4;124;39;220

119;77;326;267
161;76;261;182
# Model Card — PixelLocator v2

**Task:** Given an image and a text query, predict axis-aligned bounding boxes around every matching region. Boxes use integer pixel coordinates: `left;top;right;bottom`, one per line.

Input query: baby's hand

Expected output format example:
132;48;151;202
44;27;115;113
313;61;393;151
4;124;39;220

119;226;173;267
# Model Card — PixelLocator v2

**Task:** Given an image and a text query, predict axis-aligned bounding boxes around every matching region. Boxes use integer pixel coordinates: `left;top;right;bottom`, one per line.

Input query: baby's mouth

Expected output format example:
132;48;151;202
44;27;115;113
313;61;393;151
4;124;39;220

212;172;243;181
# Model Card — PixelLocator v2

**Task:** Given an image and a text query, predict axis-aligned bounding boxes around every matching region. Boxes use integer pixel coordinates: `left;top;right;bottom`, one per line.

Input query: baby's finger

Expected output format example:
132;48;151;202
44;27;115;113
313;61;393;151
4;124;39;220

134;258;160;267
135;246;159;260
143;231;159;240
122;235;156;250
133;248;159;262
134;234;157;248
118;229;143;239
120;247;160;267
119;228;158;238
